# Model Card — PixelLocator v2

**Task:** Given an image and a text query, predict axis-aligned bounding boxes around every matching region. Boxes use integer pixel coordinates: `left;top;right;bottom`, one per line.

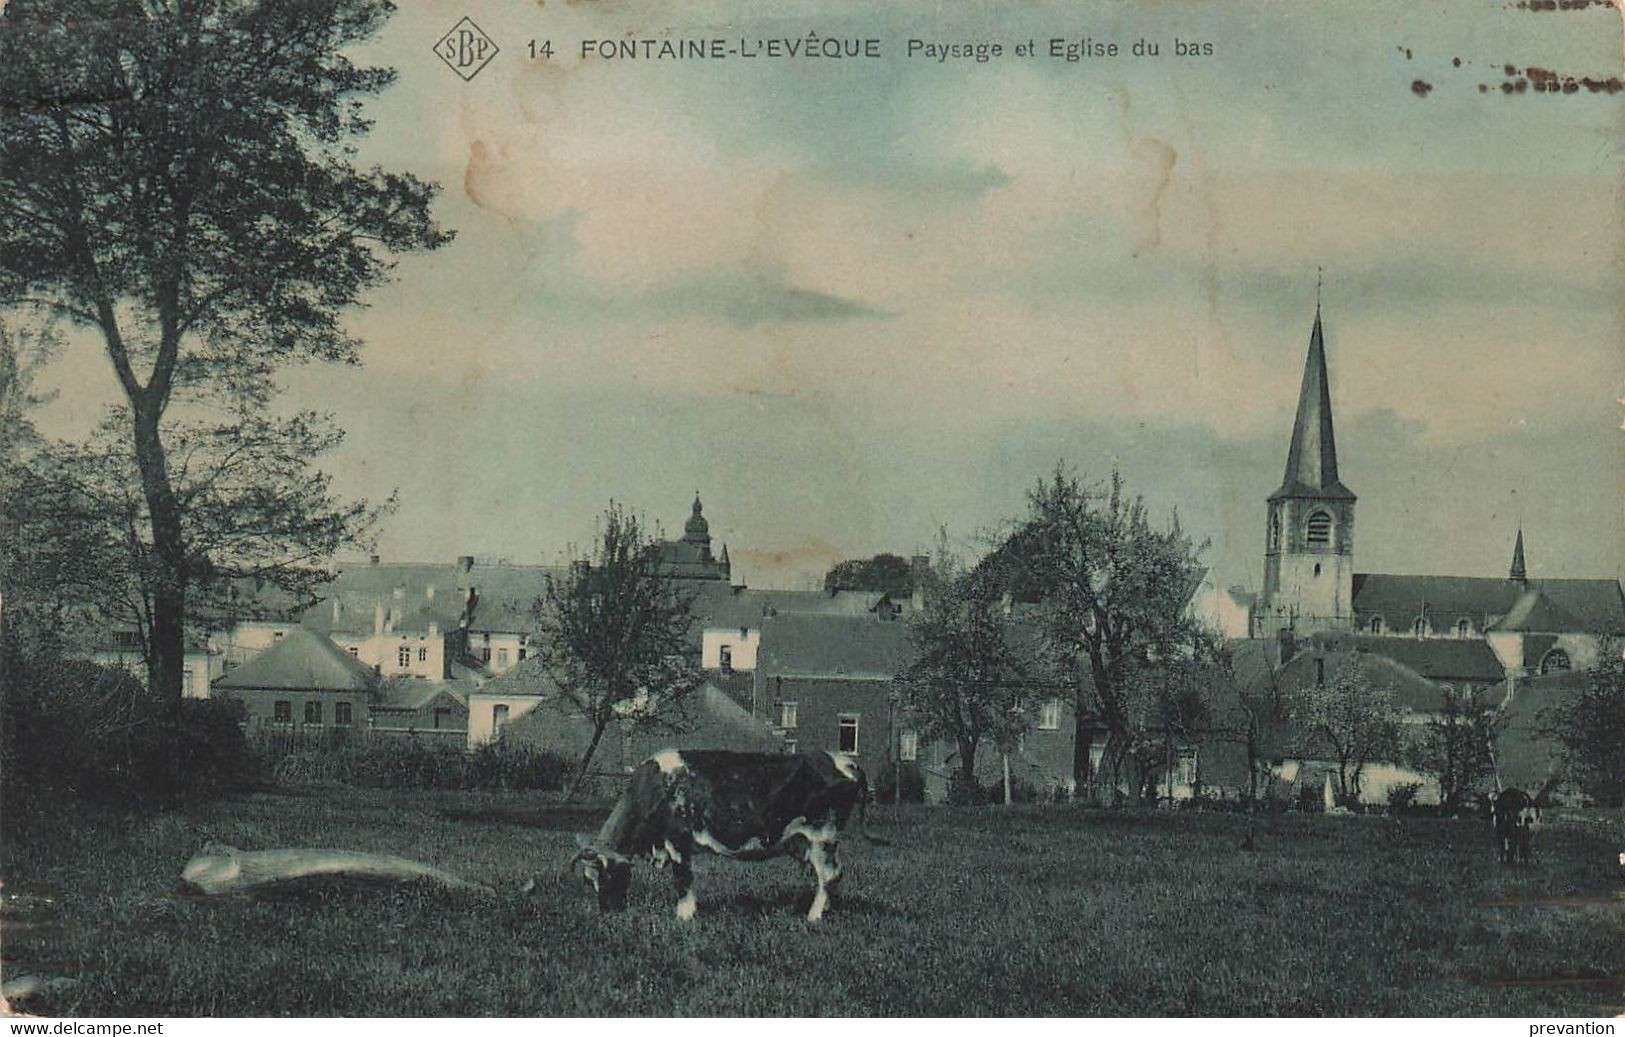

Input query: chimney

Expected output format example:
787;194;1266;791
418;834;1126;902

458;555;475;573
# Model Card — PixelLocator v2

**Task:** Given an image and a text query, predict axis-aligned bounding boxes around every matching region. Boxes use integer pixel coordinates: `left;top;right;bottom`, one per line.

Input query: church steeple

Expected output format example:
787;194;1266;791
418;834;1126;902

1272;306;1355;503
1509;527;1527;586
1257;296;1358;637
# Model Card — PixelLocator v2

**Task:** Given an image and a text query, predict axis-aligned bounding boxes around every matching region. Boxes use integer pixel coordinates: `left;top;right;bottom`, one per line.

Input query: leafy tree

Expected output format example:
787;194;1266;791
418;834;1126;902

1410;684;1499;814
1291;654;1402;806
824;553;916;596
989;466;1205;789
0;0;450;701
12;409;389;659
1545;662;1625;807
1120;647;1217;803
535;504;704;797
894;549;1027;792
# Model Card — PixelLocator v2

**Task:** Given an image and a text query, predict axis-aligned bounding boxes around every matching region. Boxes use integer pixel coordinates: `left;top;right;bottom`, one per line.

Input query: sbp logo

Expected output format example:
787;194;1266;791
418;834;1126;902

434;18;499;81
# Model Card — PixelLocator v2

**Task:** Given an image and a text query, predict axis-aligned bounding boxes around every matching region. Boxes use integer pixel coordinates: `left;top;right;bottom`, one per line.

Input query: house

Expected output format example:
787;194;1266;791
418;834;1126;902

500;678;784;775
89;628;222;700
369;679;471;741
212;627;375;732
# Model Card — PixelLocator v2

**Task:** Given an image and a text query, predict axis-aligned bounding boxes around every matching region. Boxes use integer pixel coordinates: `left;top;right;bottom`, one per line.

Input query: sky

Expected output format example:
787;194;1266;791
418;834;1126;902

29;0;1625;591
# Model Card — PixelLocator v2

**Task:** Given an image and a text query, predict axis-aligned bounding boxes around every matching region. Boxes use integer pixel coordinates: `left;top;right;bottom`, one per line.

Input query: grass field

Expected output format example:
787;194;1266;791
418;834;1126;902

2;788;1621;1017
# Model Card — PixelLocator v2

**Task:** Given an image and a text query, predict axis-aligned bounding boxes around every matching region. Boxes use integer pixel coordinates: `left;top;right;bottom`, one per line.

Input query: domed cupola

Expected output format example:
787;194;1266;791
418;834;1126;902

683;494;710;546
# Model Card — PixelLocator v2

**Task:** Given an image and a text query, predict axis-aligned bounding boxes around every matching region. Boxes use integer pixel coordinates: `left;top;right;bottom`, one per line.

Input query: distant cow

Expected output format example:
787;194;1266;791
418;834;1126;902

573;749;868;922
1492;787;1539;864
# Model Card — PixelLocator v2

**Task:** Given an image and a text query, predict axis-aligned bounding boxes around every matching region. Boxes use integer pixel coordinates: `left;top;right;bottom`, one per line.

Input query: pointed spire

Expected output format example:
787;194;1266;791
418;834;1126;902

1272;304;1355;502
1509;527;1527;585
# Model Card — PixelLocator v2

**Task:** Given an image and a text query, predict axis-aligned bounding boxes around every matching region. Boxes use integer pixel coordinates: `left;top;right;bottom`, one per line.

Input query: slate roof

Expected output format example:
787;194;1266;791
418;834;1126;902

1489;588;1585;634
295;560;559;638
473;656;569;699
1270;311;1356;502
214;628;375;692
373;680;471;712
687;582;901;632
1351;573;1625;636
1278;640;1456;714
754;613;914;680
1306;633;1507;685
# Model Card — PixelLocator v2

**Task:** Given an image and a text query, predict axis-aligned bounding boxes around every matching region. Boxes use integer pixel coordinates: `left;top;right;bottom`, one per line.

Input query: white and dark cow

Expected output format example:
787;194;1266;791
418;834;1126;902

573;749;868;922
1491;787;1540;864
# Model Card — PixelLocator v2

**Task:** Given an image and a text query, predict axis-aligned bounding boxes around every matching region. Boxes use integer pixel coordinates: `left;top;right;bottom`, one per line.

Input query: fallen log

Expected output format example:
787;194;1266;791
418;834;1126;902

181;841;494;897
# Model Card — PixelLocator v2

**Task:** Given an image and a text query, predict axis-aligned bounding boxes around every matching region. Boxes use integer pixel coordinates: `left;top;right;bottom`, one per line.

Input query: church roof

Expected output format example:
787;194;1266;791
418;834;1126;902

1270;309;1356;503
1352;573;1625;635
1488;587;1585;634
215;628;376;692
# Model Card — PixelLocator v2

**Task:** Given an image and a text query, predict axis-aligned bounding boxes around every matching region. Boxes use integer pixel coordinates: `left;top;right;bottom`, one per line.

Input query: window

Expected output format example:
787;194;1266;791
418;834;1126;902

183;668;195;689
335;702;353;726
1368;616;1384;635
899;730;919;762
348;646;359;658
1412;617;1428;638
273;700;292;723
837;714;860;755
1268;509;1282;550
1456;618;1471;638
1305;510;1332;546
719;645;733;672
779;702;798;729
1039;699;1062;731
493;704;510;738
398;645;411;667
433;706;452;730
304;700;323;724
481;647;491;663
418;647;428;663
1177;751;1197;787
518;648;527;663
273;630;285;640
496;648;509;668
1540;649;1572;674
112;630;142;651
784;738;798;755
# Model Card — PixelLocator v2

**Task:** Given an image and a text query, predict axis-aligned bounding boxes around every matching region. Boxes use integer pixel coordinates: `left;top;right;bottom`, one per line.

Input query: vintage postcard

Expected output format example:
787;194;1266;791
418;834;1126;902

1;0;1622;1022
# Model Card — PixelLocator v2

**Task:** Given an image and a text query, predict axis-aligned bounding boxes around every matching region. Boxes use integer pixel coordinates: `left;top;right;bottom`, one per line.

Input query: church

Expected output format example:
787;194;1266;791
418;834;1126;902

1250;304;1625;685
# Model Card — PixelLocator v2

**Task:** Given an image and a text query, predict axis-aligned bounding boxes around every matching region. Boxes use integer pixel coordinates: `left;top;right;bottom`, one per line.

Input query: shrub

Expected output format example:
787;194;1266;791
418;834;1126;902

1386;782;1423;815
255;736;571;792
0;646;256;823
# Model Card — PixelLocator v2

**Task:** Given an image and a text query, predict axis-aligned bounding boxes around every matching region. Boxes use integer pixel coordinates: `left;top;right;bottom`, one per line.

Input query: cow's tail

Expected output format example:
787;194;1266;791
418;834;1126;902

853;765;891;846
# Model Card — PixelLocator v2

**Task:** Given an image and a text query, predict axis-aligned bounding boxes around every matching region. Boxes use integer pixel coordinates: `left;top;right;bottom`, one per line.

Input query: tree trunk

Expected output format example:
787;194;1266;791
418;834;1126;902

1071;709;1093;789
132;399;186;708
566;717;611;801
957;734;978;787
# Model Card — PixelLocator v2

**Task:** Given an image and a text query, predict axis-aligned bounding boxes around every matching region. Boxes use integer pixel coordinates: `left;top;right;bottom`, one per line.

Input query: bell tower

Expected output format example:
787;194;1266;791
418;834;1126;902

1258;303;1357;636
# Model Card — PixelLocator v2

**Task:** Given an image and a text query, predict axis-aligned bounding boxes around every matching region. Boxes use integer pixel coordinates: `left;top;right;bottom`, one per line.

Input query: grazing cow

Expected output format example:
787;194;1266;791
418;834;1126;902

573;749;868;922
1491;787;1539;864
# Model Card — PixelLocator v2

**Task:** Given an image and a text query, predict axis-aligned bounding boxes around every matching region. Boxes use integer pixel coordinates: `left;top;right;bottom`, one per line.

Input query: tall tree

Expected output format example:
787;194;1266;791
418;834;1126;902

894;550;1027;792
990;466;1205;789
1410;684;1499;814
0;0;450;701
1291;654;1402;806
1544;662;1625;807
535;504;704;798
824;553;916;597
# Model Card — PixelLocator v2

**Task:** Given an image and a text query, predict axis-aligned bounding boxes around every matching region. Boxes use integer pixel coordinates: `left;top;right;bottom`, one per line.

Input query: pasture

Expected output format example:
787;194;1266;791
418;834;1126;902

2;788;1621;1016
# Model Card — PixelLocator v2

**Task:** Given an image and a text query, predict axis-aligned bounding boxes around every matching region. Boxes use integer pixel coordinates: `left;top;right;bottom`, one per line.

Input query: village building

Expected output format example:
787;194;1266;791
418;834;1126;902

1238;304;1624;805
